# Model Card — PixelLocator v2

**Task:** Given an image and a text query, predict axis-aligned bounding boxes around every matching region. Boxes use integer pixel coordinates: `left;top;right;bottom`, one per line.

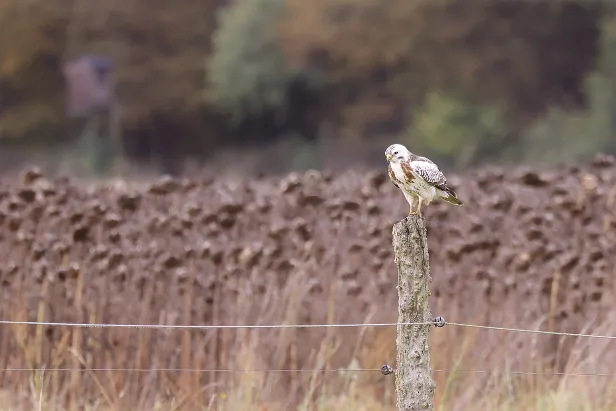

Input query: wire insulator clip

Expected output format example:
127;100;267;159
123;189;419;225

433;316;446;327
381;364;394;376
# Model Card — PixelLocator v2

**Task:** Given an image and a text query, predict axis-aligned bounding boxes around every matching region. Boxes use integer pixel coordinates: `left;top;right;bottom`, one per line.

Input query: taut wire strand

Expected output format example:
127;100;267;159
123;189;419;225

1;319;615;340
0;367;614;378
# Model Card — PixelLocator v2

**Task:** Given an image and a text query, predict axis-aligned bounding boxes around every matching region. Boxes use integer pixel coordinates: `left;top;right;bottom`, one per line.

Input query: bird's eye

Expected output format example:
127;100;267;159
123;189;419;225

394;151;398;155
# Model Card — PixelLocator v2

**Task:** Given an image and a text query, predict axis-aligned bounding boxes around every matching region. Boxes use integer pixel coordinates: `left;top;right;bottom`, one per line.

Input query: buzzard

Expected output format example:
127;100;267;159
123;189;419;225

385;143;463;216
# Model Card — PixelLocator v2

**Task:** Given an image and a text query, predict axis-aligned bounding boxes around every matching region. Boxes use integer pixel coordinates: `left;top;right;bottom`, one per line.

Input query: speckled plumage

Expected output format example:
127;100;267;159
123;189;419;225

385;143;463;215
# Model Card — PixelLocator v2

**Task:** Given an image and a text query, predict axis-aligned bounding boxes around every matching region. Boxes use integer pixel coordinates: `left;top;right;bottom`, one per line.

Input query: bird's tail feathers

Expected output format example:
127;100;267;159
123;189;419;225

439;188;464;206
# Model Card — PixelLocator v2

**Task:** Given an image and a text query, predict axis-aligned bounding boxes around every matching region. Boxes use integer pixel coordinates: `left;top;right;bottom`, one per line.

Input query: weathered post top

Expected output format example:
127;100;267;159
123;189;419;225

392;215;436;411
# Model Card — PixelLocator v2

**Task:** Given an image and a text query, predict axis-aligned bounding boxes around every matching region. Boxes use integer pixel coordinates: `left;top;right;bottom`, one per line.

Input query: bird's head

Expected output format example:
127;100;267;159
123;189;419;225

385;143;410;164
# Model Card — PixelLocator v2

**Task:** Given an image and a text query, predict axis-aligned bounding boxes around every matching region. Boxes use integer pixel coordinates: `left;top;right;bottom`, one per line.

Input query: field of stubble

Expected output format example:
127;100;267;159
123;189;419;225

1;155;616;411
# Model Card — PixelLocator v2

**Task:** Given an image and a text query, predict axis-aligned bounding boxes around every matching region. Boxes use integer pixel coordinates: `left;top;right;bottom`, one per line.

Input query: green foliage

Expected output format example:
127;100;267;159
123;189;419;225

407;92;509;168
74;115;118;175
519;75;613;167
518;13;616;167
207;0;297;123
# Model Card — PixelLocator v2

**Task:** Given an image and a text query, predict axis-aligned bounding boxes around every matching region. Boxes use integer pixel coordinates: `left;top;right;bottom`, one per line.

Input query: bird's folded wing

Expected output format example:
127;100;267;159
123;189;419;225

415;155;436;165
410;160;447;186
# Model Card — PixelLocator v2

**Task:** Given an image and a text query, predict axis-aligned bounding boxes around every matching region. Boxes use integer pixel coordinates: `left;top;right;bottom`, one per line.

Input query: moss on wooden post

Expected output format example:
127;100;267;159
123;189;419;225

392;215;436;411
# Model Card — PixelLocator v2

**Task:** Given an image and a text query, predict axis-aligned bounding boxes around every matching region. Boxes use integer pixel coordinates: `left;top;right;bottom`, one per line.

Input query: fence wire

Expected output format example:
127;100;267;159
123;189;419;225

0;367;614;378
0;319;432;330
447;322;616;340
1;319;615;340
2;319;615;380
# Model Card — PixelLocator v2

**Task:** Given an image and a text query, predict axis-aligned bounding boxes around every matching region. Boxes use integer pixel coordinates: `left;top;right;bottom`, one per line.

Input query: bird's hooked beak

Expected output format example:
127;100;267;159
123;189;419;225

386;153;392;162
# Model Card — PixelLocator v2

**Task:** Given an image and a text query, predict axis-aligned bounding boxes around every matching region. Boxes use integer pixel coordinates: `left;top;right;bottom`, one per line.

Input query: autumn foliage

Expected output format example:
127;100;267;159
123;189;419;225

0;0;612;170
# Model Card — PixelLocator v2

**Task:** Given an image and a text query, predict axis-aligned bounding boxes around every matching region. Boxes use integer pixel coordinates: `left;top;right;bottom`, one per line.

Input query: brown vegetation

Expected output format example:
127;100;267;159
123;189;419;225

1;156;616;409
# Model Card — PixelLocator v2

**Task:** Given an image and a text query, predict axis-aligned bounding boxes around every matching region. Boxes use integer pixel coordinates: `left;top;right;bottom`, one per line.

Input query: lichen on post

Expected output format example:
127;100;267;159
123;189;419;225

392;215;436;411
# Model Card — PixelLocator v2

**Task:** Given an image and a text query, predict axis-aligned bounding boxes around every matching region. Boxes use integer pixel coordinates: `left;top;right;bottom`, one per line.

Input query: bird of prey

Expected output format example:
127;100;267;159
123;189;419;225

385;143;463;216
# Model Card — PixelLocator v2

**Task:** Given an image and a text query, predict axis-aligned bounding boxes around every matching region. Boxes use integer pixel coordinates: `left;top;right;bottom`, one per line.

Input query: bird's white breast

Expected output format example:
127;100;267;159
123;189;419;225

390;162;408;186
390;161;437;201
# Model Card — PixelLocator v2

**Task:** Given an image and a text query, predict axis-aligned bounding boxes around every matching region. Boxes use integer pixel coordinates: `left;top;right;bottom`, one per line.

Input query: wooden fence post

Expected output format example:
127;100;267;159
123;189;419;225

392;215;436;411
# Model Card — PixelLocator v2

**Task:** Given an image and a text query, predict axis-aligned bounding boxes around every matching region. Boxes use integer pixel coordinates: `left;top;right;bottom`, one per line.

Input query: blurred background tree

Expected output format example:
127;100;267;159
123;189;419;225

406;92;510;169
519;9;616;168
0;0;70;142
0;0;614;176
208;0;299;122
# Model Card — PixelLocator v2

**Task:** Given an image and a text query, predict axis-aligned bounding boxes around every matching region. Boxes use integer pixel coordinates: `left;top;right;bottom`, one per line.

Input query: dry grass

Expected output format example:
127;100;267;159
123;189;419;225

1;162;616;410
1;297;615;411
